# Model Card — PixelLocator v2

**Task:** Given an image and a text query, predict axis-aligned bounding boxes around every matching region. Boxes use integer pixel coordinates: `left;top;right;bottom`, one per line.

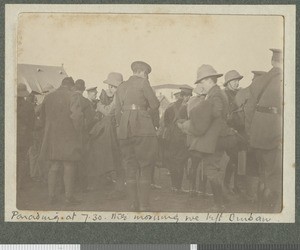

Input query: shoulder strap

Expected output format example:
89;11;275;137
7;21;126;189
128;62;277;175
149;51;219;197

256;72;280;104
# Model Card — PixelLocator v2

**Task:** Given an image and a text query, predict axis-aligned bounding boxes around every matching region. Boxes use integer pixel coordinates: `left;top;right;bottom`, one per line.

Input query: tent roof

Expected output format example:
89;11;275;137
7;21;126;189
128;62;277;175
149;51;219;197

17;63;68;93
153;84;192;90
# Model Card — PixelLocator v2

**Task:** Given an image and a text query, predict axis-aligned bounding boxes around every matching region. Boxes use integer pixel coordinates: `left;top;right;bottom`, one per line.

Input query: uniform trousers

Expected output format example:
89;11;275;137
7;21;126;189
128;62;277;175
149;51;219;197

48;160;76;200
119;136;158;210
254;147;282;212
190;151;226;206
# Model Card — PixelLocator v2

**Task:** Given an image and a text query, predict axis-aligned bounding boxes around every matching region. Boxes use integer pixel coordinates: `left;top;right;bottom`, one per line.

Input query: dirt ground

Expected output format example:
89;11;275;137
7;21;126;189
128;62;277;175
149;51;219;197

17;167;258;213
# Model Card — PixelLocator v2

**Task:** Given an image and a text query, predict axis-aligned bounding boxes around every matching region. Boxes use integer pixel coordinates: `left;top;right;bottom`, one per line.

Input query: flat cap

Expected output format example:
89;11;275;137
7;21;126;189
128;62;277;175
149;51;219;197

179;85;193;95
270;48;283;63
131;61;152;74
86;86;98;92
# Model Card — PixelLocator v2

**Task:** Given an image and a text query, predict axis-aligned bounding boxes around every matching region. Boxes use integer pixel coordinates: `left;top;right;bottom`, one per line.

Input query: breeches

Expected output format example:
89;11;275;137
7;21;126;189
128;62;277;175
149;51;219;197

119;136;158;183
255;148;282;196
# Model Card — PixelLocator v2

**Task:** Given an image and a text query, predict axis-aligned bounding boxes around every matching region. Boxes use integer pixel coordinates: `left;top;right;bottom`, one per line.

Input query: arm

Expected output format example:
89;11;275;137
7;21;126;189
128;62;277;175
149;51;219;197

70;93;84;133
115;89;122;126
142;79;160;110
97;97;115;116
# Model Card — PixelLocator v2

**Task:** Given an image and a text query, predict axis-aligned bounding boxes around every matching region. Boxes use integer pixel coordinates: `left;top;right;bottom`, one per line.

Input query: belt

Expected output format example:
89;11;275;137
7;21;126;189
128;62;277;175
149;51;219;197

256;105;280;115
122;104;146;111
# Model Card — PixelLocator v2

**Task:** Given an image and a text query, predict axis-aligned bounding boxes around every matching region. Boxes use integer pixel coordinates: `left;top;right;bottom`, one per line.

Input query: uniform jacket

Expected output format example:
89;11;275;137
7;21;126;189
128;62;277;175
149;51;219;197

17;97;35;148
115;75;160;139
248;67;283;149
39;86;83;161
187;85;229;154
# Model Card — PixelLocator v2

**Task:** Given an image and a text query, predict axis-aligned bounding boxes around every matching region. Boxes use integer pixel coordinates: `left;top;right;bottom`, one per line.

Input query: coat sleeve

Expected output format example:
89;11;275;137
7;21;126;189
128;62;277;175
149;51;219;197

115;89;122;126
70;93;84;133
142;80;160;110
211;95;223;118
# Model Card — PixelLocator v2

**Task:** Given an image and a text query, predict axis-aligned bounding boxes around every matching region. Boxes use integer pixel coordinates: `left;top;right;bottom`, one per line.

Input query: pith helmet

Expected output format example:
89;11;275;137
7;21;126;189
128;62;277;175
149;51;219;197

223;70;243;86
103;72;123;87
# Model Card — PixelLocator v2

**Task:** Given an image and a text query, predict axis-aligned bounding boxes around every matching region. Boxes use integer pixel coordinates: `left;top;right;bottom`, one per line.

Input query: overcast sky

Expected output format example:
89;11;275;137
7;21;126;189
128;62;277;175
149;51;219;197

17;13;283;90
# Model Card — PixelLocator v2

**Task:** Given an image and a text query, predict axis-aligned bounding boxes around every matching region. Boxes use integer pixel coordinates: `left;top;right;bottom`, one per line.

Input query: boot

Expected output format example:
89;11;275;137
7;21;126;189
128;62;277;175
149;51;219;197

139;180;151;212
245;176;259;203
127;180;139;211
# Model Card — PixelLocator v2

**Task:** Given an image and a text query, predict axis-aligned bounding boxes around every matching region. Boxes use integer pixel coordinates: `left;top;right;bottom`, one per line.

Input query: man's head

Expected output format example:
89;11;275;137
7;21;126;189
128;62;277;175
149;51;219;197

179;86;193;102
223;70;243;91
270;48;283;69
131;61;152;79
86;87;98;101
74;79;86;94
61;77;75;90
103;72;123;95
194;64;223;94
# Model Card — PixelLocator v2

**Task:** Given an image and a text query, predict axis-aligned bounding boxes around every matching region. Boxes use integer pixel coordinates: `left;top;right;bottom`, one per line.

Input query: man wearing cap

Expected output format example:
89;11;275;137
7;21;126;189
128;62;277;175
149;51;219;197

183;64;229;210
72;79;99;192
17;83;35;189
246;49;283;212
163;86;193;193
222;70;244;195
88;72;124;198
86;86;99;110
115;61;160;211
39;76;83;205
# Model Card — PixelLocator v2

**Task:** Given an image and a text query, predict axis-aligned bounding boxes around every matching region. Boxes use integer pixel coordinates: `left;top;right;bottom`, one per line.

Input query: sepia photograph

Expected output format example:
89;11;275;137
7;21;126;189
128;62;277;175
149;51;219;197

5;4;295;222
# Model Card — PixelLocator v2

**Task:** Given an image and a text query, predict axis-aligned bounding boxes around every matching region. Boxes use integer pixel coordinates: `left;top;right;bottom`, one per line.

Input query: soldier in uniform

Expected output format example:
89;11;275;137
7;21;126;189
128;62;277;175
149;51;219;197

17;83;35;190
246;49;283;212
115;61;160;211
39;77;83;205
222;70;244;194
163;86;193;193
179;65;230;210
73;79;99;192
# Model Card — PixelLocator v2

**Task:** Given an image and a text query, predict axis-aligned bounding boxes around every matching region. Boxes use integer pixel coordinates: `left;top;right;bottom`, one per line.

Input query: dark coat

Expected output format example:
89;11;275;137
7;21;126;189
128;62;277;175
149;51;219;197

187;85;230;154
39;86;83;161
115;75;160;139
17;97;35;149
248;67;283;149
88;90;121;176
163;99;189;165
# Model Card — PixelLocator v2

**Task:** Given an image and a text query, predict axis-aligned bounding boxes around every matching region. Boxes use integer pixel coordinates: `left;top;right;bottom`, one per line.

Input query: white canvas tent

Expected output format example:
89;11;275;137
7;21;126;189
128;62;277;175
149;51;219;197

17;63;68;93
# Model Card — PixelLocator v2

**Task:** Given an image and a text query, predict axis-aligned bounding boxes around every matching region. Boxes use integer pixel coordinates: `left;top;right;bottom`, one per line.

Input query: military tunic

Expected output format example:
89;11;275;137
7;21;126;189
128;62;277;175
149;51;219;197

246;66;283;212
115;75;160;210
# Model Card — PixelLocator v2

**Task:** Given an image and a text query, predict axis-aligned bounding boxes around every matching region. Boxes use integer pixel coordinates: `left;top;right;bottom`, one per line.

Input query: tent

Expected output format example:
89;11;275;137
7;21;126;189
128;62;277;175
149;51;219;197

17;63;68;93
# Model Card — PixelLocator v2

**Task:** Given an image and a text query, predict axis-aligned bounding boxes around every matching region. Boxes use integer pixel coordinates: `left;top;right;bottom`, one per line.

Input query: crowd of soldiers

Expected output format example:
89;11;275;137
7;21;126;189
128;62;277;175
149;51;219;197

17;48;283;212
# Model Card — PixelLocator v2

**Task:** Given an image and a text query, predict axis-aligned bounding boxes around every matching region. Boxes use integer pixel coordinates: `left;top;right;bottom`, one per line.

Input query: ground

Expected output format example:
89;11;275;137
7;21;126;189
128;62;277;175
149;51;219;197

17;167;259;213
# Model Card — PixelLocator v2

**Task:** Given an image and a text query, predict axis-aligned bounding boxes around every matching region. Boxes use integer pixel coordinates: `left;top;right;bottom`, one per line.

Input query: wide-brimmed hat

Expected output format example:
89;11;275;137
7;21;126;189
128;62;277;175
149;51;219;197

75;79;86;91
17;83;30;97
223;70;243;86
194;64;223;84
131;61;152;74
103;72;123;87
